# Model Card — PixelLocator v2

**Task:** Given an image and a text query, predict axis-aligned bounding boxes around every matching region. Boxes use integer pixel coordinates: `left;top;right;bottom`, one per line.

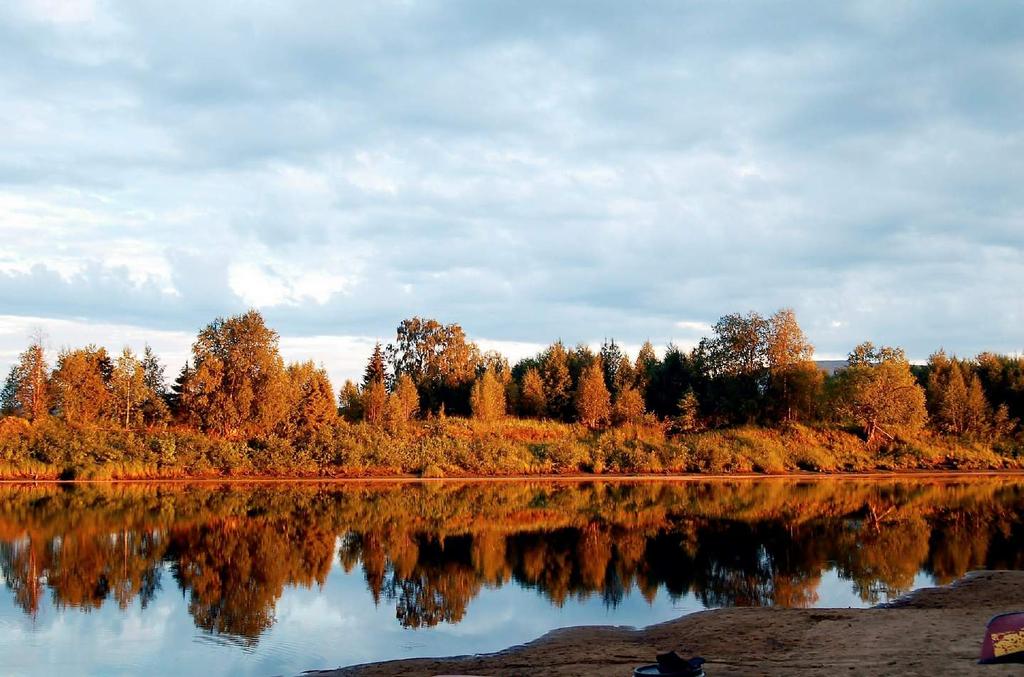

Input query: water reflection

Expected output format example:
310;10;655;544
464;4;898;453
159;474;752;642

1;479;1023;647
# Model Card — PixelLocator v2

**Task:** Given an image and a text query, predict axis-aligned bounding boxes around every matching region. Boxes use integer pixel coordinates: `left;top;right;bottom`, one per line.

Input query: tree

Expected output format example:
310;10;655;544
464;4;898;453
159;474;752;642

540;342;573;420
612;386;645;425
167;362;192;418
575;361;611;428
0;368;16;416
139;345;170;425
363;381;388;426
926;352;992;437
51;346;111;426
847;342;905;367
964;373;991;436
338;380;363;422
2;334;50;421
395;374;420;421
699;311;770;378
975;352;1024;430
567;344;596;390
695;312;771;425
470;367;506;422
284;361;336;439
646;344;700;419
612;355;636;400
767;361;823;424
634;341;659;395
675;390;702;432
386;374;420;432
363;342;387;389
478;351;510;380
110;347;149;429
765;309;819;422
518;368;547;418
387;318;479;415
599;340;625;397
141;345;166;397
832;343;927;443
180;310;289;437
765;309;814;370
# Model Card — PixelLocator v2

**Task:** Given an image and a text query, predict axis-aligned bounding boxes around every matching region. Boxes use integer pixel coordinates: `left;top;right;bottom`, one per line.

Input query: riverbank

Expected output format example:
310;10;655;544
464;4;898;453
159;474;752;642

2;468;1024;484
1;417;1021;480
315;570;1024;676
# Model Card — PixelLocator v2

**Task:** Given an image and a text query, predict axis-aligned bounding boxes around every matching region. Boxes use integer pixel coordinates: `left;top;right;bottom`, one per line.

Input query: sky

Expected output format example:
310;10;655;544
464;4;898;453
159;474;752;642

1;0;1022;385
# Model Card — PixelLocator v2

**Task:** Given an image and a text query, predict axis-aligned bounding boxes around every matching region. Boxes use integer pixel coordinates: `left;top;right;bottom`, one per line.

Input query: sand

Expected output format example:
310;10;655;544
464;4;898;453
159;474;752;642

309;570;1024;677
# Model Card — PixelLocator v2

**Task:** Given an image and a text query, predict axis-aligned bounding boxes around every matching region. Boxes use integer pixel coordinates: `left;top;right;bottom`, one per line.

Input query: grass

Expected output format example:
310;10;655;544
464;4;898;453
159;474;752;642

0;415;1020;480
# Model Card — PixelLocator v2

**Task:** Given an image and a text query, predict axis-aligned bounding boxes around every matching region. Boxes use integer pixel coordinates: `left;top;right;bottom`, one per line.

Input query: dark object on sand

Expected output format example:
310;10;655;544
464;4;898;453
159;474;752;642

979;612;1024;664
633;652;706;676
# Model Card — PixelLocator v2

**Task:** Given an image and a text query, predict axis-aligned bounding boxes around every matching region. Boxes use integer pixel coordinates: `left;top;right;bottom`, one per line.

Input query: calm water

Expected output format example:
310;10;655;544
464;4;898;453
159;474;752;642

1;478;1023;676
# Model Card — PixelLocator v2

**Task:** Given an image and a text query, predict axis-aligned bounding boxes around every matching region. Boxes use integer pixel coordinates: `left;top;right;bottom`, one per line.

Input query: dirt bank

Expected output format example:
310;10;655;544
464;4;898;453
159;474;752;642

310;570;1024;677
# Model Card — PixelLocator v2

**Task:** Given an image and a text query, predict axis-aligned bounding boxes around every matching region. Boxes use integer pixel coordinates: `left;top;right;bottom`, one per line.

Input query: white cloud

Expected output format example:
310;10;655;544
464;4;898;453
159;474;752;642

673;321;713;335
0;1;1021;362
228;262;353;308
22;0;96;24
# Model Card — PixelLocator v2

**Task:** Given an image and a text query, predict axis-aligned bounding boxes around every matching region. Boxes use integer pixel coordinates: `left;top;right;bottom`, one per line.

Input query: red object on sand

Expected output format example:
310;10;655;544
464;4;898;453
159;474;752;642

979;612;1024;664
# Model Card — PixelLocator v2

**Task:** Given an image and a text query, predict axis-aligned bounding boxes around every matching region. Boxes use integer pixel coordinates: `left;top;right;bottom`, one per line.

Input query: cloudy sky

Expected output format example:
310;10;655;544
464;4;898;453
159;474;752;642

1;0;1022;384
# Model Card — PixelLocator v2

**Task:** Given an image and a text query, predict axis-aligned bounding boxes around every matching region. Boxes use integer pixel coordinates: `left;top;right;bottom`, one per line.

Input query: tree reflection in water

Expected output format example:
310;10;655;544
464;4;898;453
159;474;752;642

0;479;1022;643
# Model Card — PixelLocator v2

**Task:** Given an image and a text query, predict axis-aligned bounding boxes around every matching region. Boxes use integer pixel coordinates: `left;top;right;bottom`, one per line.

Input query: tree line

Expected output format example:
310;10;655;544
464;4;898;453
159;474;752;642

2;309;1022;447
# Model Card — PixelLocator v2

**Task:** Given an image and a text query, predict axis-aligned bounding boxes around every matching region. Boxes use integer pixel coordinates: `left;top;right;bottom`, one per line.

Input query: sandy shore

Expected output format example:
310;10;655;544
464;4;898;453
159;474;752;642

310;570;1024;676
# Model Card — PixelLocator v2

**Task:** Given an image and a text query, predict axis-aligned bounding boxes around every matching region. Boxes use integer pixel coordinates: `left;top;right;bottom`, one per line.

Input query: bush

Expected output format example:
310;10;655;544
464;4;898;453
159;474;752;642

0;414;1020;479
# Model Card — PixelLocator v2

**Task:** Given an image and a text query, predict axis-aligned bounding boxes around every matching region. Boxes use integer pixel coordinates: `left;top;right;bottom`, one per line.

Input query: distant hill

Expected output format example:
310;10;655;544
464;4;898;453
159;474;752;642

815;360;848;375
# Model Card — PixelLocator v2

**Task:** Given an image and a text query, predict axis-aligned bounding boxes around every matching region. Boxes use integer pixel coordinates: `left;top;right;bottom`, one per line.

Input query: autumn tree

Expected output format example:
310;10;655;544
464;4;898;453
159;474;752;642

284;361;336;439
612;355;636;400
387;318;479;415
695;313;769;424
764;309;821;422
634;341;658;396
51;346;112;426
699;311;770;377
363;342;387;389
576;361;611;428
518;367;547;418
362;381;388;426
360;343;388;426
694;308;821;424
567;344;596;389
479;350;514;409
180;310;289;437
926;352;992;437
540;342;573;420
338;380;363;422
139;345;170;425
478;350;510;380
385;373;419;432
612;386;645;425
1;334;50;421
110;347;149;429
832;343;927;443
470;366;506;422
395;374;420;420
675;390;702;432
975;353;1024;432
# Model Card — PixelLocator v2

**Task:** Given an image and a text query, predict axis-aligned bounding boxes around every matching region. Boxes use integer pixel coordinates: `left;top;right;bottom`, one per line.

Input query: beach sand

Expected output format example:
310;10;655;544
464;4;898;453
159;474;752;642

309;570;1024;676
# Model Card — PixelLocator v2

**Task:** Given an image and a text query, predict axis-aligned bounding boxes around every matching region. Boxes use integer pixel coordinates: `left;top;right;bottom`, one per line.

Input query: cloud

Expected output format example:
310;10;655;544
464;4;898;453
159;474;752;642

674;321;713;335
0;0;1022;374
